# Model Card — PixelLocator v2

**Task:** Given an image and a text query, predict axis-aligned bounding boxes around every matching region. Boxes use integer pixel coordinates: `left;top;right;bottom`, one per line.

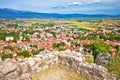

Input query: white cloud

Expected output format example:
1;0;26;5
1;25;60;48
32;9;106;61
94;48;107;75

72;2;82;5
93;0;101;3
67;1;82;6
86;0;101;4
52;1;82;9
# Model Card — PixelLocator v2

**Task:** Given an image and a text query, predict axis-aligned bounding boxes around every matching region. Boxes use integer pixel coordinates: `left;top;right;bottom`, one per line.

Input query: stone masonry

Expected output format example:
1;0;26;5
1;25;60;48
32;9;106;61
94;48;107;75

0;50;116;80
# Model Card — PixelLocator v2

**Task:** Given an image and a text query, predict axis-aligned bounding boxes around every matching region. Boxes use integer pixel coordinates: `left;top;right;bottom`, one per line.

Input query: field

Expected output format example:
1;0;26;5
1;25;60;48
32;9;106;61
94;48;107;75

17;18;120;31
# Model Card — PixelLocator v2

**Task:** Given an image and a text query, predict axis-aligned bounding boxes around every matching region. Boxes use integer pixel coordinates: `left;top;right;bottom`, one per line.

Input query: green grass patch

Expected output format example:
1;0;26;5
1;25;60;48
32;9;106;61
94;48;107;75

85;55;94;63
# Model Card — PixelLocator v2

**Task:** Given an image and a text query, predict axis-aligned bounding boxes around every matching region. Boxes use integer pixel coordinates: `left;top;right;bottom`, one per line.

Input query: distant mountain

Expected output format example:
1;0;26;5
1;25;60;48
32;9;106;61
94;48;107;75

0;8;120;19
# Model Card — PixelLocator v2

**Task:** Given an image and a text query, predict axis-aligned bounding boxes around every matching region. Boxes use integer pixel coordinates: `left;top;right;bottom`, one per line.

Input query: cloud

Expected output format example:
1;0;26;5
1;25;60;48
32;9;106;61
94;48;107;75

52;1;82;9
71;2;82;5
87;0;101;4
93;0;101;3
67;1;82;6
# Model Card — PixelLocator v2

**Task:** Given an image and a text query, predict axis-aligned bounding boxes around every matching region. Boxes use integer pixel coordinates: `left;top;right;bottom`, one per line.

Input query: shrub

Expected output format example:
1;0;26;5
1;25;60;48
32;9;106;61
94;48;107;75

107;54;120;77
53;42;66;51
32;48;44;55
17;50;29;58
58;45;66;51
2;53;12;60
89;41;111;62
3;46;14;51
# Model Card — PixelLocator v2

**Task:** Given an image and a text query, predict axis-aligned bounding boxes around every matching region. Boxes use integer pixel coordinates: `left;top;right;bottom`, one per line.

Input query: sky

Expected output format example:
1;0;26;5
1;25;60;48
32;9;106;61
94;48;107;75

0;0;120;15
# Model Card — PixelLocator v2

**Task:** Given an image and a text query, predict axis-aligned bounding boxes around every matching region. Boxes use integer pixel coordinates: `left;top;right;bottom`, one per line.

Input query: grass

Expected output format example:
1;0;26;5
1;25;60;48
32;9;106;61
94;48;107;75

107;54;120;77
85;55;94;63
27;64;91;80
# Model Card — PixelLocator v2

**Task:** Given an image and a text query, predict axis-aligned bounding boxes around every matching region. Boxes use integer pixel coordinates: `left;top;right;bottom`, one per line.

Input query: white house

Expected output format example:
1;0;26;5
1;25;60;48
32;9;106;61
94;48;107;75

6;37;14;41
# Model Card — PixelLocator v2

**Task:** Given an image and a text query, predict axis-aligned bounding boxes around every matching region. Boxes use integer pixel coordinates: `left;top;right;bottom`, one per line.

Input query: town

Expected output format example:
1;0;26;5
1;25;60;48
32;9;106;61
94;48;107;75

0;19;120;77
1;0;120;79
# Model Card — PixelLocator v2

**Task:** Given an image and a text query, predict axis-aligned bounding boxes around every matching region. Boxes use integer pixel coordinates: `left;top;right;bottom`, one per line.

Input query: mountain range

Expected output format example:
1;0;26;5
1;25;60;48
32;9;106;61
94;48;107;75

0;8;120;19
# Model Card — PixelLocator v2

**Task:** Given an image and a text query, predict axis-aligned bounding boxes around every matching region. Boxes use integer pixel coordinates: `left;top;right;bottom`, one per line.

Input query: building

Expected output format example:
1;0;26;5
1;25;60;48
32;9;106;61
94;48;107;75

6;37;14;41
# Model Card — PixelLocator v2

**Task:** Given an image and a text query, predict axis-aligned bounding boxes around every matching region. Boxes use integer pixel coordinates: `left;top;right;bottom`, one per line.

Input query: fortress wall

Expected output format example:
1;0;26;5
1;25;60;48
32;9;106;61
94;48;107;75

0;51;116;80
58;51;116;80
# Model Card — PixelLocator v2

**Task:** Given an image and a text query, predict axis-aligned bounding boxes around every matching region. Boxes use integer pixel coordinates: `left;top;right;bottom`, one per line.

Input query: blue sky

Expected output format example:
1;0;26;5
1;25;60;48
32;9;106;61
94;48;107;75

0;0;120;15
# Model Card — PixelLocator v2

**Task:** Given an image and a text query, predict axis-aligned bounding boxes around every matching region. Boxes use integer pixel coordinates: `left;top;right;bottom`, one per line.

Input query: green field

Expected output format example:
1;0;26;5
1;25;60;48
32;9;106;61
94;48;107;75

16;18;120;31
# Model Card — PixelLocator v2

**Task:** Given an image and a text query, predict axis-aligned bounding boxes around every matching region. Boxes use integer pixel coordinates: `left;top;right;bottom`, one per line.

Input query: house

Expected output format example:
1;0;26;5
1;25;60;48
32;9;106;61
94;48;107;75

4;49;12;54
6;37;14;41
46;33;53;38
73;29;84;33
16;56;24;61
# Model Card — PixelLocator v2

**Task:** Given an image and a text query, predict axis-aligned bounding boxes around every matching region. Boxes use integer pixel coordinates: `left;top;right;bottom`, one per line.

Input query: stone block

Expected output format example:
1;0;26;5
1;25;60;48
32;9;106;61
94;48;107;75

27;57;36;67
75;57;83;62
20;73;31;80
0;72;4;80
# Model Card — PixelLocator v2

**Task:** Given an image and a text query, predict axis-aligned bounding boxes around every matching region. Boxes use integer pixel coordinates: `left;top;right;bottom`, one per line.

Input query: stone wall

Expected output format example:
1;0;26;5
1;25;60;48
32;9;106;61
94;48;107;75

58;51;116;80
0;51;116;80
0;51;58;80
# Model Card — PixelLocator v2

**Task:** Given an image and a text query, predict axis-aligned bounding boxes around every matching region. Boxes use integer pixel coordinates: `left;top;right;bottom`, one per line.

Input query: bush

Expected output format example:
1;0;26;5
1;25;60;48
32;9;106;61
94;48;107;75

107;54;120;77
17;50;29;58
2;53;12;60
24;29;35;34
0;35;5;40
32;48;44;55
53;42;66;51
3;46;14;51
89;41;111;62
58;45;66;51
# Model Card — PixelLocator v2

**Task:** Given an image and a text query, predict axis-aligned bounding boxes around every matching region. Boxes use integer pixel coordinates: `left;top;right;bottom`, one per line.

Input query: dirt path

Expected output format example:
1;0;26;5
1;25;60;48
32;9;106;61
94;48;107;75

28;65;89;80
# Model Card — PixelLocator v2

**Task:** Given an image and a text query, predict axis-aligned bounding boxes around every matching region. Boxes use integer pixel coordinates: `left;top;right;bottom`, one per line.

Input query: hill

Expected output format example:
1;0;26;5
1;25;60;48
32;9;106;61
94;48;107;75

0;8;120;19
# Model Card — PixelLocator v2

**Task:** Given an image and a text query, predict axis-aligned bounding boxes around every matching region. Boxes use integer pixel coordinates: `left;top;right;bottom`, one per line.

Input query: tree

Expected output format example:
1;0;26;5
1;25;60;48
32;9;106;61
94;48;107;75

99;33;107;41
52;42;66;51
17;50;29;58
23;35;30;41
26;36;30;41
87;33;97;40
51;32;56;37
3;46;14;51
24;29;35;34
58;45;66;51
37;34;40;38
7;24;18;28
32;48;44;55
107;33;120;41
53;43;58;48
2;53;12;60
0;35;5;40
89;41;111;62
